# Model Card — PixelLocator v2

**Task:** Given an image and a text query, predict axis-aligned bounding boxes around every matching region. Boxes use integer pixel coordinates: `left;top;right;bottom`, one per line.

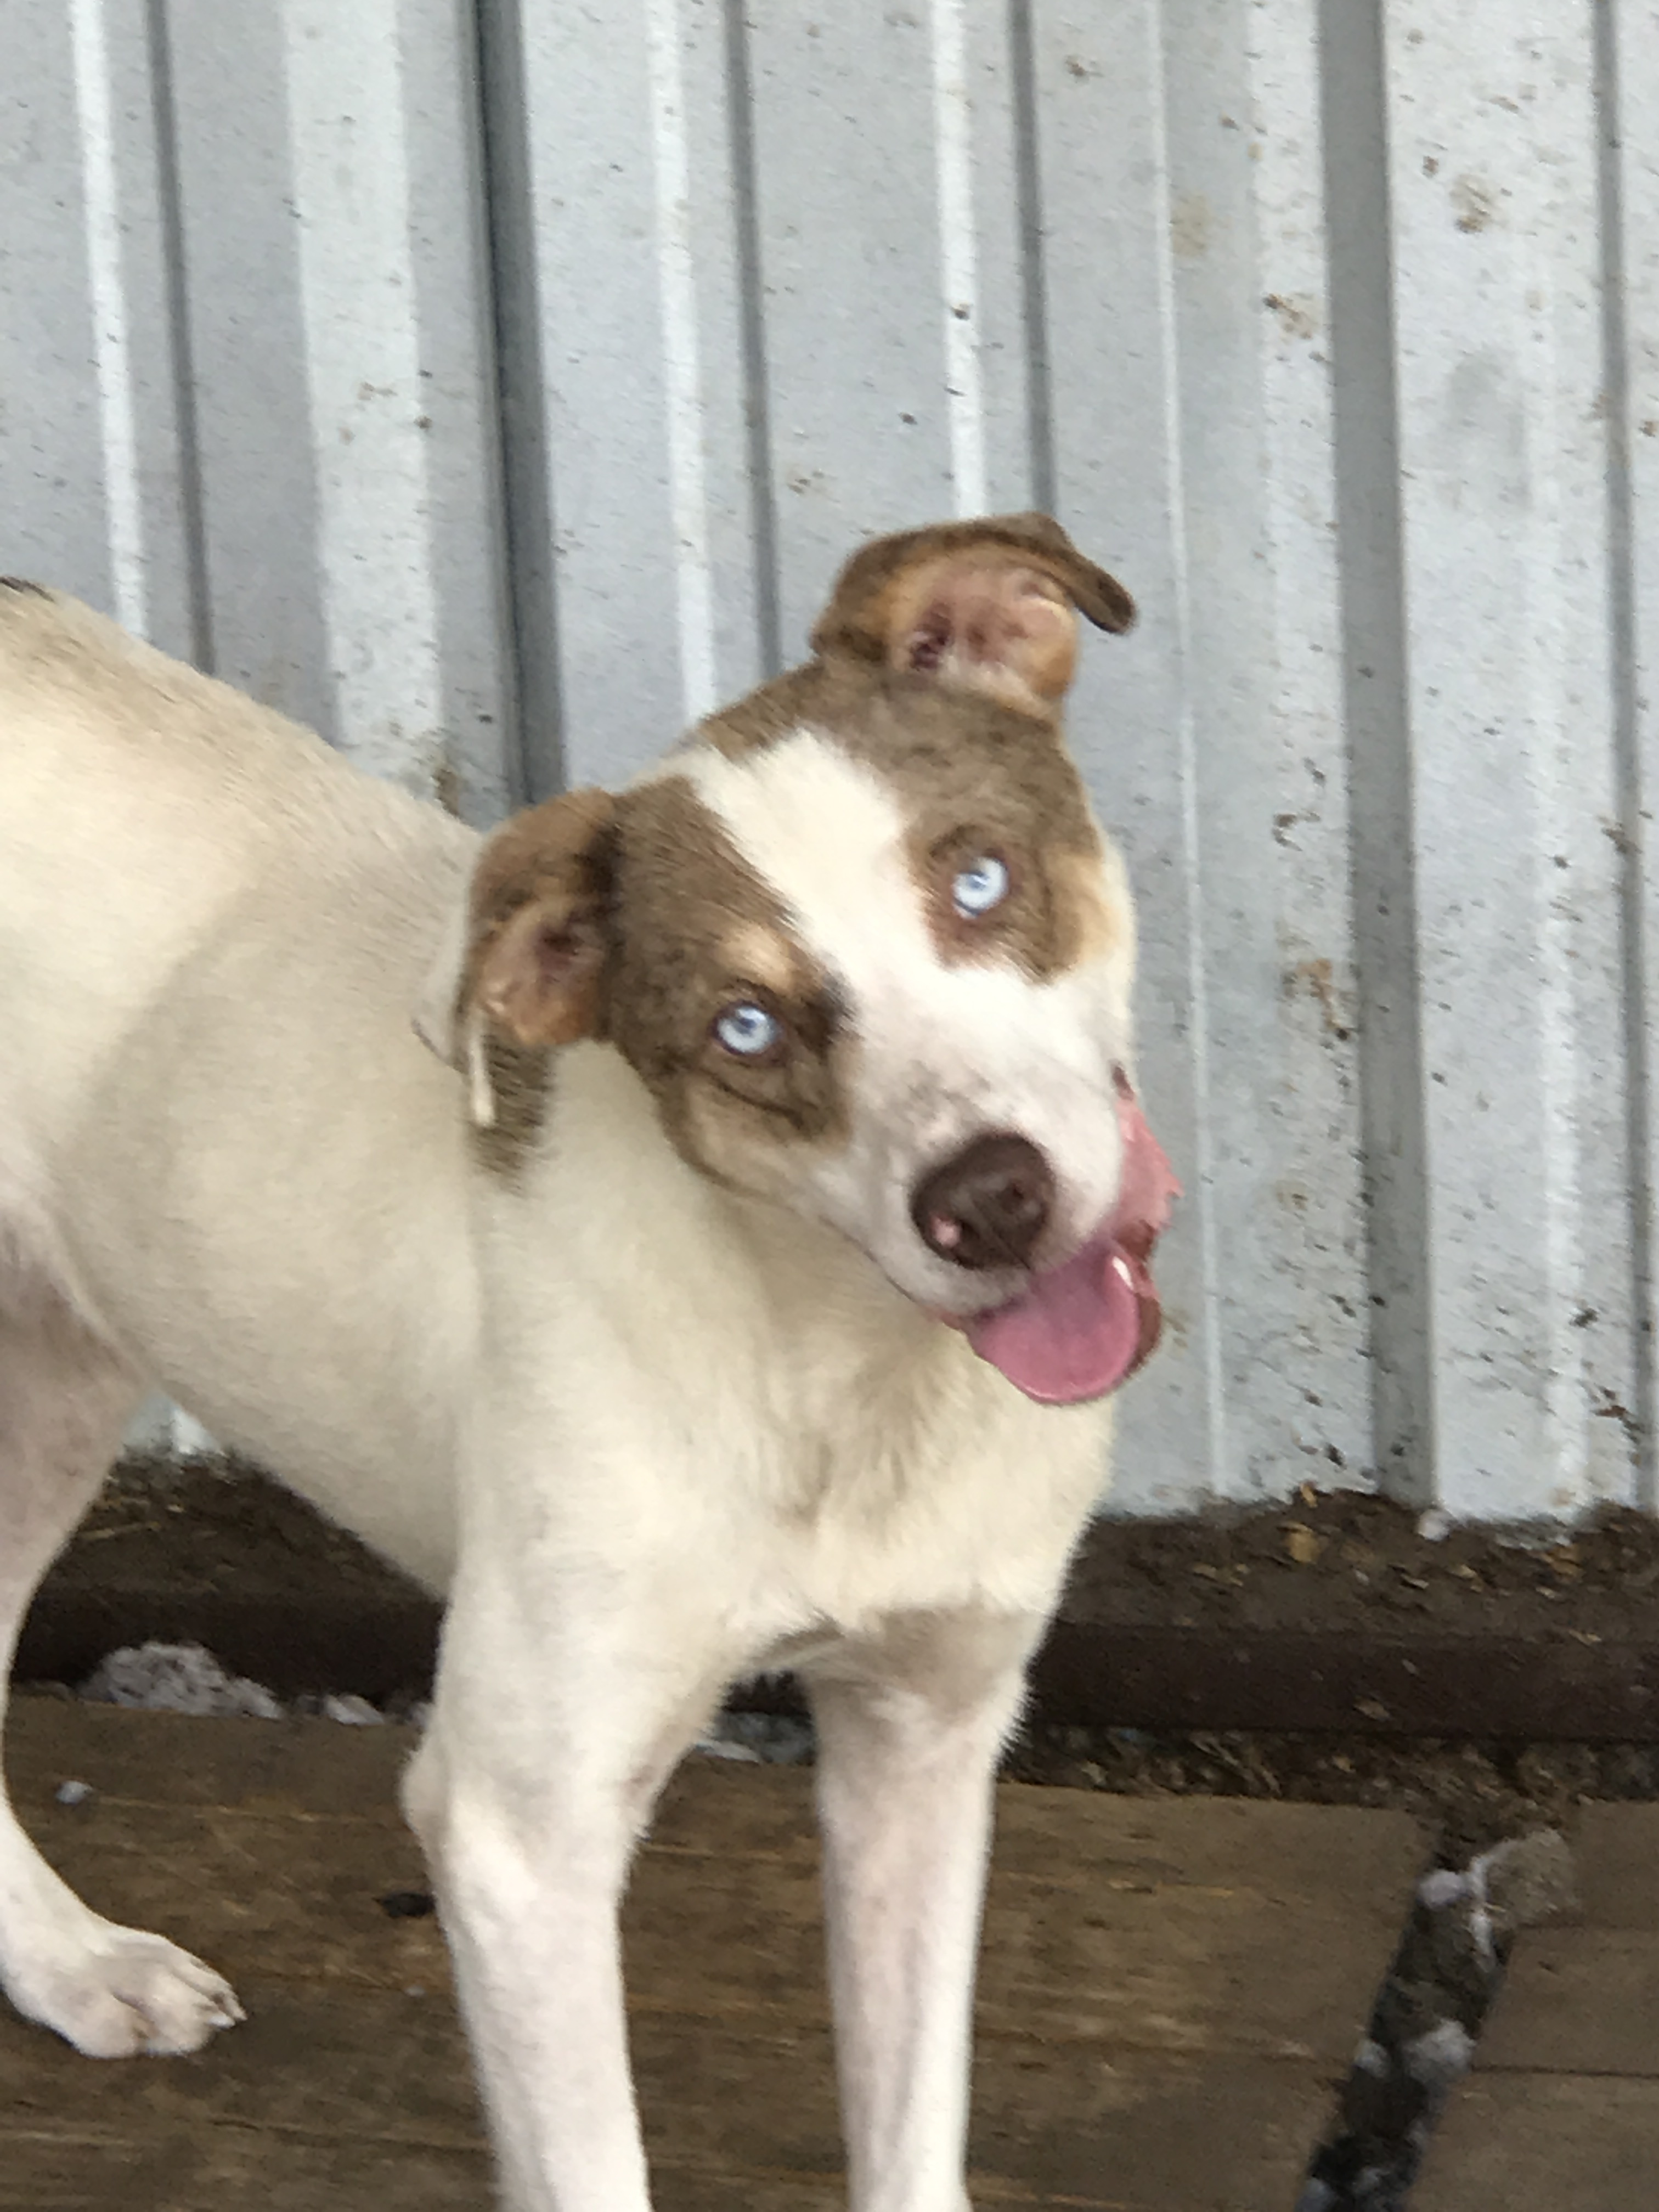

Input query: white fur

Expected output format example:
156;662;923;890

0;586;1132;2212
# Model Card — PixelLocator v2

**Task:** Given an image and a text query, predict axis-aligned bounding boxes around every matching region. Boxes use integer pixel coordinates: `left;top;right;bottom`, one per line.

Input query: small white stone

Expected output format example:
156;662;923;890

321;1694;384;1727
1418;1867;1469;1911
1404;2017;1475;2090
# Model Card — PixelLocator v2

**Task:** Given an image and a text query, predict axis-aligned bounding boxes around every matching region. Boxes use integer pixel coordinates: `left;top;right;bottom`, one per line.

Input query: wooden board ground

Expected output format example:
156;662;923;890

1416;1803;1659;2211
0;1700;1421;2210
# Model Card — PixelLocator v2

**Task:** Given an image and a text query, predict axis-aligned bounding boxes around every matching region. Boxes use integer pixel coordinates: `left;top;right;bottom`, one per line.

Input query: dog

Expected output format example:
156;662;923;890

0;512;1176;2212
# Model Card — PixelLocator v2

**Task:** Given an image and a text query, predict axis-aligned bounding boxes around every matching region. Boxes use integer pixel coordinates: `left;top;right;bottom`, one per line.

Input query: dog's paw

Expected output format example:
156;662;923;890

8;1920;245;2057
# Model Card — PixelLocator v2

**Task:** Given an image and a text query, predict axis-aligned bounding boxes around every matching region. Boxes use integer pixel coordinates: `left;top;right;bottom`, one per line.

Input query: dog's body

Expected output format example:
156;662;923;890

0;517;1173;2212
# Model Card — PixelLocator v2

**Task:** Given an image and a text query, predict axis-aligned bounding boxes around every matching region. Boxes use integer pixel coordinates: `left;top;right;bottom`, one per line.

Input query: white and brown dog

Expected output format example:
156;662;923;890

0;514;1176;2212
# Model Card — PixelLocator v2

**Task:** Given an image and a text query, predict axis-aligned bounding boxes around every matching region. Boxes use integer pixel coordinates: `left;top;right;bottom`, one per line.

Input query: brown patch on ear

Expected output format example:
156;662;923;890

809;512;1135;714
465;788;617;1050
441;788;617;1176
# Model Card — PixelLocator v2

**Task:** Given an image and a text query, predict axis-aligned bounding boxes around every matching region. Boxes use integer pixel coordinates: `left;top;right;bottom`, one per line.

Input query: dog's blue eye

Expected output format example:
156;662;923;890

714;1002;780;1057
951;855;1009;918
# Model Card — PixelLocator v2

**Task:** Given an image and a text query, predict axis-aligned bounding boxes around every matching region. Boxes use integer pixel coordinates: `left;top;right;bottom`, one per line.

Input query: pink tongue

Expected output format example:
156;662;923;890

964;1091;1180;1407
967;1235;1143;1405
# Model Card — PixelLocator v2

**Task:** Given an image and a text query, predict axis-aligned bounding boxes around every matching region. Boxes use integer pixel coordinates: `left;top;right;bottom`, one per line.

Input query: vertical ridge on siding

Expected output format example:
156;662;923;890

1007;0;1057;516
282;0;447;795
68;0;149;639
644;0;720;725
1318;0;1434;1506
929;0;988;516
1385;1;1639;1518
473;0;562;807
146;0;215;670
1612;0;1659;1510
1143;0;1229;1503
718;0;784;685
1594;0;1655;1501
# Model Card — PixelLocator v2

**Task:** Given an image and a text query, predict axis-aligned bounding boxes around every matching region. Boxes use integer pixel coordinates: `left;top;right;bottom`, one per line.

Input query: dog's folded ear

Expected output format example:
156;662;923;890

810;512;1134;715
415;789;617;1119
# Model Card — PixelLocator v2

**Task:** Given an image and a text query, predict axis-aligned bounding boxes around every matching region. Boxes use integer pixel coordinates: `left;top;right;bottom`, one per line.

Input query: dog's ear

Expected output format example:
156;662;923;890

810;512;1135;715
415;789;617;1119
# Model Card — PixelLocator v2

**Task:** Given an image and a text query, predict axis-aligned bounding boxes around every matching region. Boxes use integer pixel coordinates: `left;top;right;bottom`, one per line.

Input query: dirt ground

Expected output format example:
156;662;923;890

1065;1480;1659;1641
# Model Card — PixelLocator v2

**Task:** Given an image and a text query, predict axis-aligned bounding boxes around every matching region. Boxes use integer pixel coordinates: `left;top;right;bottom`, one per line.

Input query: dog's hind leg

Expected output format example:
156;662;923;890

0;1282;245;2056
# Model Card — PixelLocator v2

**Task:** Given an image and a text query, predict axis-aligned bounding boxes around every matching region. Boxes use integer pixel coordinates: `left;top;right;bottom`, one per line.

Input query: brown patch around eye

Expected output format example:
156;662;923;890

1052;849;1124;964
708;994;789;1073
605;777;851;1178
720;923;805;1000
918;837;1058;977
927;840;1019;951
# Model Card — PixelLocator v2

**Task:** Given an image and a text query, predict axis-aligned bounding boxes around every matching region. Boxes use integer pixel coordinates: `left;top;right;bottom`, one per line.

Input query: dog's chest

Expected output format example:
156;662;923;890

723;1361;1111;1638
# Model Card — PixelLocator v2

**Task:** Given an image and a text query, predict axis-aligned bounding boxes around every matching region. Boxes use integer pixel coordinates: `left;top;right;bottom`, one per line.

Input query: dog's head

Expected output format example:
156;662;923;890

419;513;1177;1405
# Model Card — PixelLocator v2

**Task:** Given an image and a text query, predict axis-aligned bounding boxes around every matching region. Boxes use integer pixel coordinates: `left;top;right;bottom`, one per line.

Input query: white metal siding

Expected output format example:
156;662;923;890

3;1;1655;1522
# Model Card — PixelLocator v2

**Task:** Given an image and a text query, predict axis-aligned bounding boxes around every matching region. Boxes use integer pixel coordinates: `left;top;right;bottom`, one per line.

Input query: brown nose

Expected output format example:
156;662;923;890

911;1133;1056;1271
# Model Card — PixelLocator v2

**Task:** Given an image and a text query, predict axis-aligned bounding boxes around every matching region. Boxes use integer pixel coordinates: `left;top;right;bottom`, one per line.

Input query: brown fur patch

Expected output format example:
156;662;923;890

467;1034;556;1180
606;777;851;1180
810;512;1135;676
453;788;616;1179
721;921;808;997
0;577;48;597
884;556;1083;709
464;787;616;1049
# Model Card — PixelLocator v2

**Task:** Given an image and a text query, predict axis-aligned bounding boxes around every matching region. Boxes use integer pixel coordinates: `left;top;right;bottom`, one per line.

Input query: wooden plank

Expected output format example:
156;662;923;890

1;1702;1419;2210
16;1707;1417;2062
1570;1803;1659;1928
0;1988;1350;2212
0;2129;490;2212
1415;2076;1659;2212
9;1698;416;1819
1417;1806;1659;2207
1472;1928;1659;2076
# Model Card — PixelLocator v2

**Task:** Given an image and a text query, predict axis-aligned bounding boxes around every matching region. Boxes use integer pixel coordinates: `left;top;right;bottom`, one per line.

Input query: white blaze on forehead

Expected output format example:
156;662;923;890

681;729;1127;1105
682;731;921;990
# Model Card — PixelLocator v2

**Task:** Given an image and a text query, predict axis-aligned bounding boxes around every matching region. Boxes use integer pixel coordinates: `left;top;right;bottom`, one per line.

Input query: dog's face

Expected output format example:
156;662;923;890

422;515;1177;1404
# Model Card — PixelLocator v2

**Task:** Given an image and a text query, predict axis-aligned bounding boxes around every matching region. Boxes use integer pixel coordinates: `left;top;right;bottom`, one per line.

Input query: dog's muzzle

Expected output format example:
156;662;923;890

916;1091;1181;1407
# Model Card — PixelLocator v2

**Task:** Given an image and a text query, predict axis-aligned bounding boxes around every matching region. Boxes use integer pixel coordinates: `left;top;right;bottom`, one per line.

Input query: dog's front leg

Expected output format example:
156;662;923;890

404;1575;732;2212
803;1612;1040;2212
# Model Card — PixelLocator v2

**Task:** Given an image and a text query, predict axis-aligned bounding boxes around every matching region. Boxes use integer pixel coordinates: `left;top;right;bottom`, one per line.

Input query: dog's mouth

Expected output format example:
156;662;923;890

944;1085;1180;1406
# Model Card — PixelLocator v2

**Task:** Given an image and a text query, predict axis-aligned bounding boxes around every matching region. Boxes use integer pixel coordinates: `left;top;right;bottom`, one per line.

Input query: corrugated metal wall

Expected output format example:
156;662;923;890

3;1;1656;1522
